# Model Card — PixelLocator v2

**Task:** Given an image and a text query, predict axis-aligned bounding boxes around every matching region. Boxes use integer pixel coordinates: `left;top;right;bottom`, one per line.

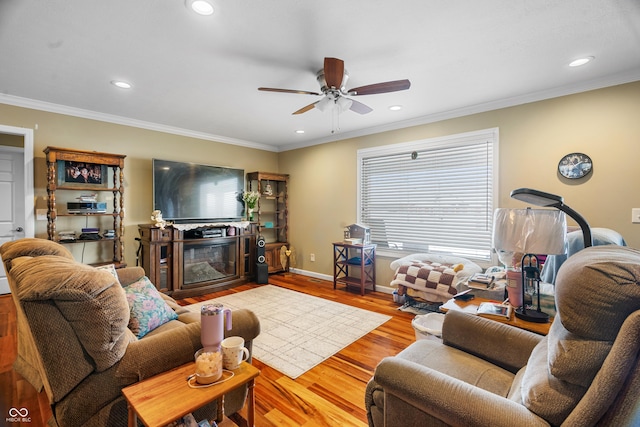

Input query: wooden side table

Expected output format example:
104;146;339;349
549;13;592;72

333;242;376;296
122;361;260;427
440;297;551;335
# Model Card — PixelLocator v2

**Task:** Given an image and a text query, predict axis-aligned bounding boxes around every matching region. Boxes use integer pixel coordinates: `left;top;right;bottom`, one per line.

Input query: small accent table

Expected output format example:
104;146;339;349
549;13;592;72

440;297;551;335
122;361;260;427
333;242;376;296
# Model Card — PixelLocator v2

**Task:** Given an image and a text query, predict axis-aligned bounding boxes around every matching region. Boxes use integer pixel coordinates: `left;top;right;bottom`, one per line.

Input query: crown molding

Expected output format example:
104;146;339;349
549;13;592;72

2;69;638;154
277;70;640;152
0;94;277;152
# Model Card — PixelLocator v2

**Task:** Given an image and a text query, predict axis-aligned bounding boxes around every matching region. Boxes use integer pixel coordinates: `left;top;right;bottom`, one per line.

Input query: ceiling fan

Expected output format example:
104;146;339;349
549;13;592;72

258;57;411;115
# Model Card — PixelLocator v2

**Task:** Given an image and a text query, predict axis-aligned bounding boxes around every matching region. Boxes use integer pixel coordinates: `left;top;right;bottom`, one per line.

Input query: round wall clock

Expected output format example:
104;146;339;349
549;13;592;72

558;152;593;179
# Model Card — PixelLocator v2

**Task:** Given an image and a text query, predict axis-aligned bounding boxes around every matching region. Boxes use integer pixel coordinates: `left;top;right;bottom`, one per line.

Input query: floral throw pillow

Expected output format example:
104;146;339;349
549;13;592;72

124;276;178;338
96;264;121;284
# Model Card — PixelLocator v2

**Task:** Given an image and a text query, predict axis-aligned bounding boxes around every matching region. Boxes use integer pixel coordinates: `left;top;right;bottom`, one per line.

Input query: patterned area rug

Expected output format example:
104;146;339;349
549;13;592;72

186;285;391;379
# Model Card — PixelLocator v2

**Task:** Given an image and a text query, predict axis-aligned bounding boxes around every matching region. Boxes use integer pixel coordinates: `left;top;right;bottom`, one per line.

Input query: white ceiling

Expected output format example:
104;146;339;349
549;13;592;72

1;0;639;152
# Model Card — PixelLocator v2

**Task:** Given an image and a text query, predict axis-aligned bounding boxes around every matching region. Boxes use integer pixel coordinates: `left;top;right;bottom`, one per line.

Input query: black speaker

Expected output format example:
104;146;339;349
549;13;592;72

256;236;266;260
256;262;269;284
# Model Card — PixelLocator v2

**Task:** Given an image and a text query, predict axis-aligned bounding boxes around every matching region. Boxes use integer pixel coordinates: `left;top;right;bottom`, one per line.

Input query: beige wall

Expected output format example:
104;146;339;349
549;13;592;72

1;81;638;285
0;104;279;264
279;81;640;286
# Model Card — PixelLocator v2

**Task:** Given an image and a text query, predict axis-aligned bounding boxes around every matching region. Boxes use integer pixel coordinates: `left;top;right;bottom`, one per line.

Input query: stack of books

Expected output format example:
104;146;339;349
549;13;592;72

467;273;496;290
57;230;77;242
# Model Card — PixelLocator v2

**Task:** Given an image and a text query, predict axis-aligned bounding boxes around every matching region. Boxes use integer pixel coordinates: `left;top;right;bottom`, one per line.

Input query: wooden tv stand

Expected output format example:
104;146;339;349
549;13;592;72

139;223;257;298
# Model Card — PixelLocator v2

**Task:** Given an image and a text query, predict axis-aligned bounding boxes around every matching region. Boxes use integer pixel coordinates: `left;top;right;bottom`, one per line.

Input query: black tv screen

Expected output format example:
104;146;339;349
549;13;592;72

153;159;244;222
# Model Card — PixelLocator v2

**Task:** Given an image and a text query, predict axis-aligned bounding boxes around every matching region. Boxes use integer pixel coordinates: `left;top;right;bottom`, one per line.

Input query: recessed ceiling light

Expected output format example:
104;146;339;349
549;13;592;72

111;80;132;89
569;56;594;67
389;105;403;111
295;130;305;134
185;0;214;15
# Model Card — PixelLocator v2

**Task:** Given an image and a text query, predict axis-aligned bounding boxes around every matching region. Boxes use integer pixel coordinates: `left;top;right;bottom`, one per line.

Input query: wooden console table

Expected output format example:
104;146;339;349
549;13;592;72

122;361;260;427
139;223;257;298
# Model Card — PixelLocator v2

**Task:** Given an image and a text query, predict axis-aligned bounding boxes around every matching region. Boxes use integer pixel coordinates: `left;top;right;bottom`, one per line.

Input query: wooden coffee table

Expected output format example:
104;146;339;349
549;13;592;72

122;361;260;427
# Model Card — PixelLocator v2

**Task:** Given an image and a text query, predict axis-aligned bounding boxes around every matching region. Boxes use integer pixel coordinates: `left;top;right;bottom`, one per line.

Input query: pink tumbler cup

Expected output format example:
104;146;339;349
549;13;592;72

201;303;232;352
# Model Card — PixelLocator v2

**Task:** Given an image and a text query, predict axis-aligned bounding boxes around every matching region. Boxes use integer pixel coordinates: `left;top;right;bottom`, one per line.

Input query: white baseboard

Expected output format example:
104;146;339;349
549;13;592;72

374;285;394;294
288;268;332;282
288;268;395;295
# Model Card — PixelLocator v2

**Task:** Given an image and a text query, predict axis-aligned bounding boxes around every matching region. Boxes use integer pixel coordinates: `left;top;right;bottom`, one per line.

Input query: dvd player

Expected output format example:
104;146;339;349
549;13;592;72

67;202;107;213
202;229;224;237
184;228;226;239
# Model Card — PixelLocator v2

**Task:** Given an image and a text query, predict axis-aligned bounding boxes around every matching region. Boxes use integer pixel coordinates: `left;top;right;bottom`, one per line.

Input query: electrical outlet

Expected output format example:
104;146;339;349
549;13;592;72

632;208;640;223
36;209;47;221
310;253;315;262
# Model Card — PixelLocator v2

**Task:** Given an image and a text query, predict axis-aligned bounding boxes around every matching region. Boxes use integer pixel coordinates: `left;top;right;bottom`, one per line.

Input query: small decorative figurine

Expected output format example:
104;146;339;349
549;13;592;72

151;210;170;230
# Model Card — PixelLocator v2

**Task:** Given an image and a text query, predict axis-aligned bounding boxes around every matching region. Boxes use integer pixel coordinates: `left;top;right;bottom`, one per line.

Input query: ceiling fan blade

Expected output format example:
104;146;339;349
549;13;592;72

324;57;344;89
347;79;411;96
258;87;320;96
292;102;318;115
349;99;373;114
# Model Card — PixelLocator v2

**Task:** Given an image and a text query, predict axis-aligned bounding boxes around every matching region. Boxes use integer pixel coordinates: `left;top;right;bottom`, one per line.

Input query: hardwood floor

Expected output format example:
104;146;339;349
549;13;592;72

1;273;416;426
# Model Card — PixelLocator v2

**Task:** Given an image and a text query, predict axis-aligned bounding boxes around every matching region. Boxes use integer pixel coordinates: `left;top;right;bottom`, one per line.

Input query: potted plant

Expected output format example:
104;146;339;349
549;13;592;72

242;191;260;221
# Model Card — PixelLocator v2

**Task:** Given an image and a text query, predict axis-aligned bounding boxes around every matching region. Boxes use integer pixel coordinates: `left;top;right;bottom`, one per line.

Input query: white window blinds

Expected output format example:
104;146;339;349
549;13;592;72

357;129;497;261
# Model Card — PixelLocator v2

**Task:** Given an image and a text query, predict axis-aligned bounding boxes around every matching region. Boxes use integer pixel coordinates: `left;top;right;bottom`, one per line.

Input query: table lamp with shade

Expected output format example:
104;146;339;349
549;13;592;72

492;207;567;322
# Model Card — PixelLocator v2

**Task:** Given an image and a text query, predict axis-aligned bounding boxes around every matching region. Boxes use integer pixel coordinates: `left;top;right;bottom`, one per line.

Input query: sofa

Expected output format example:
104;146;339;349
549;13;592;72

366;245;640;426
1;238;260;427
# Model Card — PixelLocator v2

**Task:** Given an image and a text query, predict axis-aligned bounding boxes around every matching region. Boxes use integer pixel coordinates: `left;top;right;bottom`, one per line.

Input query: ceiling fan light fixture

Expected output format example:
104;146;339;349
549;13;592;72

186;0;214;16
336;97;353;113
259;57;410;117
315;96;333;112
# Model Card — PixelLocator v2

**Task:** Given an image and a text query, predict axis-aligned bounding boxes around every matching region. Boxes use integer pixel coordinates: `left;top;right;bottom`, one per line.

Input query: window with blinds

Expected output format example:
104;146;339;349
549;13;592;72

357;128;498;261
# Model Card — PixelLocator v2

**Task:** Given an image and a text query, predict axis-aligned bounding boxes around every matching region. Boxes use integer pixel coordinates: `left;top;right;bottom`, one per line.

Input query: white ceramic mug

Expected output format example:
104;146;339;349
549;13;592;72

221;336;250;370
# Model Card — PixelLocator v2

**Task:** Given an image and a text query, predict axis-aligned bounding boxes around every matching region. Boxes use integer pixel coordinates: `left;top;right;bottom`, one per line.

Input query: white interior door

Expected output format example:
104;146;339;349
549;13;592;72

0;125;34;294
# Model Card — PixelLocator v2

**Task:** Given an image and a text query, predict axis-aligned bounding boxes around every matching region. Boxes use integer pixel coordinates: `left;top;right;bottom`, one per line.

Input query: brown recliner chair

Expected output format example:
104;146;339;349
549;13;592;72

1;238;260;427
366;245;640;426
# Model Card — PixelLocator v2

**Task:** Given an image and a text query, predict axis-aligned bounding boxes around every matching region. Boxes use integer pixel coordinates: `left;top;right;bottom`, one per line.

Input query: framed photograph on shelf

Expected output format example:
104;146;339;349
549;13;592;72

57;160;109;188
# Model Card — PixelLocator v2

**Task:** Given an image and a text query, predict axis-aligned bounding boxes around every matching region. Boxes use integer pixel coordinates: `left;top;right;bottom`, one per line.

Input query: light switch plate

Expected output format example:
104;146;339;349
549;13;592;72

632;208;640;224
36;209;47;221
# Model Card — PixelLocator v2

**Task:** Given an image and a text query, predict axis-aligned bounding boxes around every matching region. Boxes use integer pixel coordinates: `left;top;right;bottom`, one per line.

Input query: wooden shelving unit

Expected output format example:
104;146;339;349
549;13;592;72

44;146;126;266
246;172;289;273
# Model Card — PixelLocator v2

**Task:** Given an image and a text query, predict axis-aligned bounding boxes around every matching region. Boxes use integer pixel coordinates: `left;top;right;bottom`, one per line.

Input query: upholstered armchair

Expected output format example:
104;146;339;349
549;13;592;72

541;227;627;284
1;238;260;427
366;245;640;426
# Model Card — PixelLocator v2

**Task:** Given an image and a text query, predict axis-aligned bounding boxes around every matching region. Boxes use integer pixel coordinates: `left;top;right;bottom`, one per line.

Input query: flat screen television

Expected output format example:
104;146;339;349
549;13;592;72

153;159;244;223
